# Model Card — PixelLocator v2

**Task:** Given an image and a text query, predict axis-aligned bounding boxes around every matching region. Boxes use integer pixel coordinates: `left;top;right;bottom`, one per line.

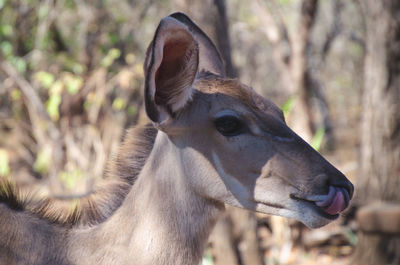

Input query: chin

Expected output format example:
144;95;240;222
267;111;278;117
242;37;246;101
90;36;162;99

254;201;340;229
286;201;340;228
298;215;334;228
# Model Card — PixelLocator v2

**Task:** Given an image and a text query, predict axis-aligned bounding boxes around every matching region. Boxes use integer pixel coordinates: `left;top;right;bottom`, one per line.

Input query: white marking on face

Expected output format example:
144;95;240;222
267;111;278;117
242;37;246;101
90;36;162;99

211;152;250;207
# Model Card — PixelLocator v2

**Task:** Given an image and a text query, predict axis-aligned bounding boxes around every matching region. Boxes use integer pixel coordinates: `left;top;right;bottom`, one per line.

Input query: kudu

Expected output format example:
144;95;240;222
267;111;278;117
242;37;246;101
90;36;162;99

0;13;353;265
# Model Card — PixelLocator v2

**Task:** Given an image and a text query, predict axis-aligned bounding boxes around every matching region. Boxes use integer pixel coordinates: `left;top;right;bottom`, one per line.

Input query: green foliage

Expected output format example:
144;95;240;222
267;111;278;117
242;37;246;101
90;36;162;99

83;100;92;110
311;126;325;151
108;32;120;45
101;48;121;68
46;93;62;121
11;89;21;101
9;56;27;73
59;169;84;189
201;251;214;265
64;74;83;95
0;41;12;56
127;105;137;117
345;229;358;246
38;4;49;20
112;97;127;111
64;0;76;9
55;53;85;74
85;91;104;110
280;96;326;152
34;71;55;89
33;147;51;175
46;81;63;121
0;24;13;36
0;149;11;177
281;96;297;118
277;0;292;5
34;72;83;119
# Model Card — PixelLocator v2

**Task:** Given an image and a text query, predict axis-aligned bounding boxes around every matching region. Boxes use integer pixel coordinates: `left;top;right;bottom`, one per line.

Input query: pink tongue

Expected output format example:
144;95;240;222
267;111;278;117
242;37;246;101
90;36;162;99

322;190;346;215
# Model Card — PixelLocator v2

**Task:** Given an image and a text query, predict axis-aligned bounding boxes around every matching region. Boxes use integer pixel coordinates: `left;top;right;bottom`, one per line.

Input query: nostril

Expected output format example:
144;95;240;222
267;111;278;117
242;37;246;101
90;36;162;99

329;179;354;200
339;181;354;200
347;182;354;199
315;186;349;215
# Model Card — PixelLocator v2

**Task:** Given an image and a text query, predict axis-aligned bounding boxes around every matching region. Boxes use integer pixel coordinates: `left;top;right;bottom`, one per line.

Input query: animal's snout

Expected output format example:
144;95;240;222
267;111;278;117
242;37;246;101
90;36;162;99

315;186;350;215
315;171;354;215
330;178;354;200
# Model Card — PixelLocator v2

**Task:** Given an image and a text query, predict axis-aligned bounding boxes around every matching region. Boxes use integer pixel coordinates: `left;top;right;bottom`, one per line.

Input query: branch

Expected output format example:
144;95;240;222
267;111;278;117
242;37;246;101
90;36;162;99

253;0;281;44
0;61;60;146
268;0;292;46
299;0;319;33
1;61;49;122
347;32;366;50
253;0;291;74
292;0;318;61
321;0;343;59
31;0;57;66
214;0;238;78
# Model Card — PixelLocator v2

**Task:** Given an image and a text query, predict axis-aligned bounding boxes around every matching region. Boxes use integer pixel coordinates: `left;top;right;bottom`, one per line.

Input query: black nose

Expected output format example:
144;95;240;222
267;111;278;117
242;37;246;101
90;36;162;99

330;177;354;200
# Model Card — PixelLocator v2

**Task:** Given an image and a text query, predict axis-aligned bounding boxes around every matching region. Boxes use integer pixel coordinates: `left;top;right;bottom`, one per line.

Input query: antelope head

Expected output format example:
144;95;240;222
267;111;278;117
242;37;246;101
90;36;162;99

144;13;353;228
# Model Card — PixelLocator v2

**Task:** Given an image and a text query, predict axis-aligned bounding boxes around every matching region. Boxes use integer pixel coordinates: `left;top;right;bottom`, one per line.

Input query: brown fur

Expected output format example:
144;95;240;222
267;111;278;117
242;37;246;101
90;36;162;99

0;13;353;265
0;124;157;227
0;180;27;211
195;72;285;119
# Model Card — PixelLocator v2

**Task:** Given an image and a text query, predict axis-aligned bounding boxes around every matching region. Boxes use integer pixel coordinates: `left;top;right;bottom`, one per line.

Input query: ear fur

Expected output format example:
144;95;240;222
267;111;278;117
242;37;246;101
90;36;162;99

144;17;199;124
170;12;225;77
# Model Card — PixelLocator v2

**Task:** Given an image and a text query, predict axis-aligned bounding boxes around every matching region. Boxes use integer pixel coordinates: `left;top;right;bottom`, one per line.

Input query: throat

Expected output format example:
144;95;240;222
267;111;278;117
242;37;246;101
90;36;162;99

129;183;221;264
100;132;223;265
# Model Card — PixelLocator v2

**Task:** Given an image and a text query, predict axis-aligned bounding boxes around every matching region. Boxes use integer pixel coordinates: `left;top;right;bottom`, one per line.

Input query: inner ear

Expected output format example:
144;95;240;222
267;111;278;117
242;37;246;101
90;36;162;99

155;37;197;107
144;17;199;124
170;12;225;76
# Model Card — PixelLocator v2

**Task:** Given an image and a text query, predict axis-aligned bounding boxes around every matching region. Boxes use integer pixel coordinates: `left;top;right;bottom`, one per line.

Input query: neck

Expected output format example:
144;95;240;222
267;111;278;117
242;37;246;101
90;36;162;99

69;132;223;265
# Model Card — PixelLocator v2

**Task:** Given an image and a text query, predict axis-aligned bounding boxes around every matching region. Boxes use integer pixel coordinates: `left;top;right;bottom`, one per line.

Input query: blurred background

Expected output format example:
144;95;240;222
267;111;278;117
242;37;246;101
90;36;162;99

0;0;399;264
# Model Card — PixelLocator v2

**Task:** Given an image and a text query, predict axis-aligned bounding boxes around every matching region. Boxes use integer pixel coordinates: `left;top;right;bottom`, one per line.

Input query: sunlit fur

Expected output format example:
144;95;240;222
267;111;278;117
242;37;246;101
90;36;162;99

0;13;352;265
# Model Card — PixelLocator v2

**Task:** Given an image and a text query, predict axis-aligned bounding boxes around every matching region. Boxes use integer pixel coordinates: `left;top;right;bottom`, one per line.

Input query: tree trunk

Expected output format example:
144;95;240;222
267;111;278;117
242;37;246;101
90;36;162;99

354;0;400;264
212;0;238;78
209;213;240;265
253;0;320;142
173;0;237;78
289;0;319;142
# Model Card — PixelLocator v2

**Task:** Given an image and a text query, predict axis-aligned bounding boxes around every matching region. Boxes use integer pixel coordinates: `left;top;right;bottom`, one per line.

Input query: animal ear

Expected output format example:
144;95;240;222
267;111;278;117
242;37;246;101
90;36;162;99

144;16;199;124
170;12;225;77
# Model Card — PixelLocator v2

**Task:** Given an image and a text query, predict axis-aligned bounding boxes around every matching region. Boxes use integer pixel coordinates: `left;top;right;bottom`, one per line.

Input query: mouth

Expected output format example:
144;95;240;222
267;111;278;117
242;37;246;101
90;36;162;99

290;186;351;220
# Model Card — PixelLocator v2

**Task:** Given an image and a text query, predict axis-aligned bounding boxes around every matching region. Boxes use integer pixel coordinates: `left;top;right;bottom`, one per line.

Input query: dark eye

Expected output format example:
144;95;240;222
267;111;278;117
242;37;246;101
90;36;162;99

214;115;245;137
